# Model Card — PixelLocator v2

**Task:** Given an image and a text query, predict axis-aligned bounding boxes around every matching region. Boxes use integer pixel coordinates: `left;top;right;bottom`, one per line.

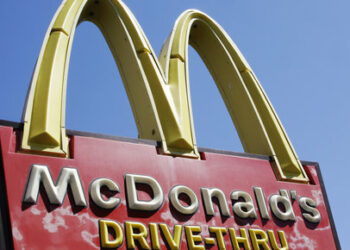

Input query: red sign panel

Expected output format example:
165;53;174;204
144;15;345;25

0;125;339;249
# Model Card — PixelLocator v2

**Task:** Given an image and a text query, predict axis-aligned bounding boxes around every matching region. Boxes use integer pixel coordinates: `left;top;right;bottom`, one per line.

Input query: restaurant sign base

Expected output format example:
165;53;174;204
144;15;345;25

0;123;339;249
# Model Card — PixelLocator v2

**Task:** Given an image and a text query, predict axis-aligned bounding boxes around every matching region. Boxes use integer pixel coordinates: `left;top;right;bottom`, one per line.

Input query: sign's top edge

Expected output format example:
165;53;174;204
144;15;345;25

0;119;318;165
197;147;270;161
66;129;158;147
0;119;23;129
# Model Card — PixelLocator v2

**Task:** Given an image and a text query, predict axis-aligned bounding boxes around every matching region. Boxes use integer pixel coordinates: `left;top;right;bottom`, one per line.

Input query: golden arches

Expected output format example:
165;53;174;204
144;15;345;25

21;0;308;182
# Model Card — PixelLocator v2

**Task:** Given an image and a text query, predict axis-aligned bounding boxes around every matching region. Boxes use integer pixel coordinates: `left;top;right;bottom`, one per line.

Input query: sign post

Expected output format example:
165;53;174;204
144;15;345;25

0;0;339;249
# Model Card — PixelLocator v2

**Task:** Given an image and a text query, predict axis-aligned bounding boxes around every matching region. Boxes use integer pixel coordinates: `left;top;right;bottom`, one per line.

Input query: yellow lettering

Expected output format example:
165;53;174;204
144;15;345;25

249;229;270;250
209;226;227;249
268;230;288;250
99;220;123;248
149;223;161;250
159;224;182;250
125;221;150;249
185;226;205;250
100;219;288;250
229;228;251;250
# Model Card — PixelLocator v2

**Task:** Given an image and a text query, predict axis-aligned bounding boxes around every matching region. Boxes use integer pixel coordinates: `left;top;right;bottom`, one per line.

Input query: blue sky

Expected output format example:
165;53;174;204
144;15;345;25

0;0;348;248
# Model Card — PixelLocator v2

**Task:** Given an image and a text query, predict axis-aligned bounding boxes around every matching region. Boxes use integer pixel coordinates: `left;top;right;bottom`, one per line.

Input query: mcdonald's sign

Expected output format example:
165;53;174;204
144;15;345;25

0;0;339;249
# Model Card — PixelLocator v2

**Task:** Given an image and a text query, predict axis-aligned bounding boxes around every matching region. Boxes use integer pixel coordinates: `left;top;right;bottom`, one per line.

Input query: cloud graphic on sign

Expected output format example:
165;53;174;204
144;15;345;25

42;212;68;233
12;224;23;241
81;230;100;249
27;206;100;249
288;216;317;250
311;190;323;206
30;206;41;215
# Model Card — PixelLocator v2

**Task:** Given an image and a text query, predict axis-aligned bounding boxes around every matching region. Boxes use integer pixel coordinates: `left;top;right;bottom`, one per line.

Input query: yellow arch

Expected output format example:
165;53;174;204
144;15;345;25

21;0;308;182
22;0;165;155
158;10;308;181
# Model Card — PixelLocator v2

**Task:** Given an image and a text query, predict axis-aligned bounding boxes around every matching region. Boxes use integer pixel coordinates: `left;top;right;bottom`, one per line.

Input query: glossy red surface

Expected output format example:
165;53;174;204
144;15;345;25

0;126;337;249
